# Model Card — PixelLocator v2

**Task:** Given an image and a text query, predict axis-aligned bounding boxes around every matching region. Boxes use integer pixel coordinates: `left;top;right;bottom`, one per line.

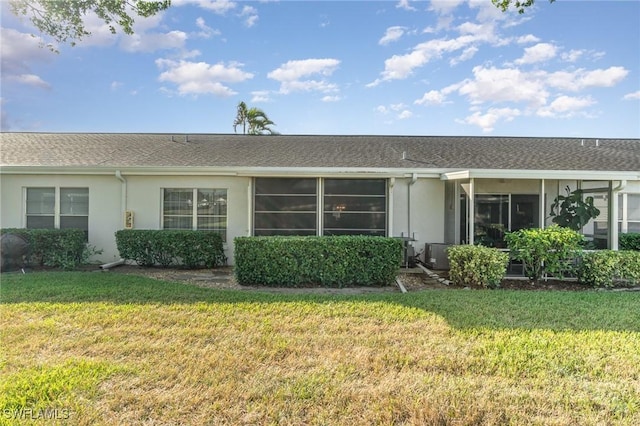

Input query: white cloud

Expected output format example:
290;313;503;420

120;30;188;52
415;90;446;105
0;28;54;90
369;16;503;86
251;90;271;103
450;46;478;66
457;66;549;107
537;95;595;117
322;95;341;102
396;0;416;11
397;109;413;119
110;81;123;91
379;26;407;45
516;34;541;44
623;91;640;100
195;17;221;38
155;59;253;96
546;66;629;91
268;59;340;94
429;0;465;14
8;74;51;89
240;5;259;27
173;0;236;14
462;107;521;133
561;49;584;63
515;42;557;65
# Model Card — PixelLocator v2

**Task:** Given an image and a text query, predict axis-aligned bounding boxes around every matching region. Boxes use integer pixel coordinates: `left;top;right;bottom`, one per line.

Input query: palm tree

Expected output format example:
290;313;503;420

233;101;277;135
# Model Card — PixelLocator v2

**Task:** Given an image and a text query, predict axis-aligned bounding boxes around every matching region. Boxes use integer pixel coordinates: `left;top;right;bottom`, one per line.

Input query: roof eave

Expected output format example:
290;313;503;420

440;169;640;181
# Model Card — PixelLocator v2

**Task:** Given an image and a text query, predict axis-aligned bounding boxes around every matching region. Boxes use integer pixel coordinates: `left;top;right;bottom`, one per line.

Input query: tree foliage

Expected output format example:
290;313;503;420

9;0;171;48
549;186;601;231
492;0;555;14
233;101;278;135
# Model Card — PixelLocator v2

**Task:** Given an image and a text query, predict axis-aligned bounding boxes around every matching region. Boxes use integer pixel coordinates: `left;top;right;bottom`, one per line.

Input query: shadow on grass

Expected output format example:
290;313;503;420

2;271;639;332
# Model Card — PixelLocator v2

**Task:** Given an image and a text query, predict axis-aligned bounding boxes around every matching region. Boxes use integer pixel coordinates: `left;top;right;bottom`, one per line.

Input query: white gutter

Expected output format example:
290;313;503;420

441;169;639;181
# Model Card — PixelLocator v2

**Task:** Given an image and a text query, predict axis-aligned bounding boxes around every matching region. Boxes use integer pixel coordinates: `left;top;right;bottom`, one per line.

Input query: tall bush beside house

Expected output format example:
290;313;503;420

577;250;640;288
447;245;509;288
505;226;584;283
619;233;640;251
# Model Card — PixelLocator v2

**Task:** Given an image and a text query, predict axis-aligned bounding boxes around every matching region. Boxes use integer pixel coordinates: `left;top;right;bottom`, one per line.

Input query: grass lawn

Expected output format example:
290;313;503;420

1;272;639;425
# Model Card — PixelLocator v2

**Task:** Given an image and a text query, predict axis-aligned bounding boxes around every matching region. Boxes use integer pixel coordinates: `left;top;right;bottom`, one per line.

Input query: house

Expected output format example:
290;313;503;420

1;133;639;265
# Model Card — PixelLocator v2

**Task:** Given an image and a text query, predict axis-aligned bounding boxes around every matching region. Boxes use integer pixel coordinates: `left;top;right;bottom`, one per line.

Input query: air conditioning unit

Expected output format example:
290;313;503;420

426;243;451;270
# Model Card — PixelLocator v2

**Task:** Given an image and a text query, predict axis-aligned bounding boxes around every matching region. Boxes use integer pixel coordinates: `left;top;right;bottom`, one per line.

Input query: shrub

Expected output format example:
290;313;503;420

577;250;640;288
619;233;640;251
234;236;402;287
115;230;226;268
447;245;509;289
505;226;584;283
0;228;95;270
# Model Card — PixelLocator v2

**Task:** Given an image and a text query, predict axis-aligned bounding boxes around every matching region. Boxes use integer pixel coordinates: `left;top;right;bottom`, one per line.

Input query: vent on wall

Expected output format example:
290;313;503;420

124;211;134;229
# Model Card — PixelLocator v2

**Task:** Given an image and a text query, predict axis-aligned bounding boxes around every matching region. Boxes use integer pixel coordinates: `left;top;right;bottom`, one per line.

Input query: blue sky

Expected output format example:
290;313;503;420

1;0;639;137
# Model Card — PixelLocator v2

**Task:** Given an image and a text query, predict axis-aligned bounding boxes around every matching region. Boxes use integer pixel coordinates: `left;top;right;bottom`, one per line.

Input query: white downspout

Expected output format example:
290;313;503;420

408;173;417;238
388;178;395;237
609;180;627;250
468;178;475;245
539;179;545;229
115;170;127;214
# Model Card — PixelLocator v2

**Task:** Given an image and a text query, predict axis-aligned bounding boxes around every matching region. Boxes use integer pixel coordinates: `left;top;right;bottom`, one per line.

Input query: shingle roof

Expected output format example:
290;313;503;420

1;133;639;172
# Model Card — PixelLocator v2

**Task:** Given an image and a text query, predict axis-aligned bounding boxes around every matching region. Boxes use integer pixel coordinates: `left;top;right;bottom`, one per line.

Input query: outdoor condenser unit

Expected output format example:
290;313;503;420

426;243;451;270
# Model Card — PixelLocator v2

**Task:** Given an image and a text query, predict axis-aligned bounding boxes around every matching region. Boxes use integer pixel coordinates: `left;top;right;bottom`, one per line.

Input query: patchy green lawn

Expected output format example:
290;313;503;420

1;272;639;425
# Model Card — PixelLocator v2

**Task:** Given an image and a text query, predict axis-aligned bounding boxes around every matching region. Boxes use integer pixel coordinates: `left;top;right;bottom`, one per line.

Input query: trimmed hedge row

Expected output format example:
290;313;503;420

620;233;640;251
1;228;90;270
447;245;509;288
234;236;403;287
115;230;226;268
577;250;640;288
505;226;584;282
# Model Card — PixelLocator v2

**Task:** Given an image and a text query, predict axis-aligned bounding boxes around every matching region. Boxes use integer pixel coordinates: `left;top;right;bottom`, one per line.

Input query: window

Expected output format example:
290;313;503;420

472;194;539;247
253;178;388;237
323;179;386;236
163;188;227;240
619;193;640;233
26;187;89;237
254;178;317;236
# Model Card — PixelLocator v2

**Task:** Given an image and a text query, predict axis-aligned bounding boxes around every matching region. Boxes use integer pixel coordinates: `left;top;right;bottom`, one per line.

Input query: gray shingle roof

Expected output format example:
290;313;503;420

1;133;639;172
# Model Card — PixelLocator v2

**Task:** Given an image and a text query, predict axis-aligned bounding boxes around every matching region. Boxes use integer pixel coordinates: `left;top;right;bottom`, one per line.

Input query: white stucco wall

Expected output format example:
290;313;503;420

391;177;445;259
0;174;122;262
0;173;252;265
123;175;251;264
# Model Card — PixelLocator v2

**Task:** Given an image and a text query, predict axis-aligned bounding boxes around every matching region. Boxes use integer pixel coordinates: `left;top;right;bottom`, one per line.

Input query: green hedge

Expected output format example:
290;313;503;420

1;228;90;270
447;245;509;289
619;233;640;251
577;250;640;288
115;230;226;268
505;226;584;282
234;236;402;287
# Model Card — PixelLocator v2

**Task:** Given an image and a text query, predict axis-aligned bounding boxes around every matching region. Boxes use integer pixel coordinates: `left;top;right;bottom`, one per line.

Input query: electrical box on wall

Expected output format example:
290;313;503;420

124;210;134;229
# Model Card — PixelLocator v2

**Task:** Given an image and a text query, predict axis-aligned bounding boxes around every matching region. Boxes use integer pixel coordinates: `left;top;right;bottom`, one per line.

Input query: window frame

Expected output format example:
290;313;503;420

24;187;89;238
252;177;388;237
161;188;228;241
